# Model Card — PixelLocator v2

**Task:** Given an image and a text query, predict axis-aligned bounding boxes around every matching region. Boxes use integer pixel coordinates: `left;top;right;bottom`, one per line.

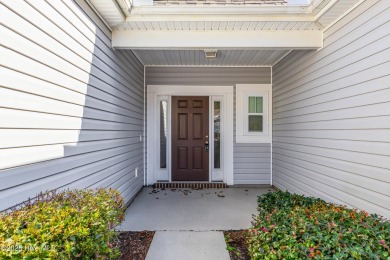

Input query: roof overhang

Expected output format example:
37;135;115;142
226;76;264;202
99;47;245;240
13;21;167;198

87;0;361;52
125;0;333;15
86;0;130;28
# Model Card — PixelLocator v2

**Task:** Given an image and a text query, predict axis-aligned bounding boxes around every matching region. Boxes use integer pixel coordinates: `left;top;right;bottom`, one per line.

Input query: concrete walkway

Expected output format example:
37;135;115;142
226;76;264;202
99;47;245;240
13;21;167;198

119;187;272;260
146;231;230;260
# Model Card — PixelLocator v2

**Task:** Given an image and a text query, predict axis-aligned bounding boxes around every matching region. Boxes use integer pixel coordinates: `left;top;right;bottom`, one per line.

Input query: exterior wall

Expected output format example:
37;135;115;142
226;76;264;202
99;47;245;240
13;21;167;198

0;0;144;210
146;66;272;184
272;0;390;218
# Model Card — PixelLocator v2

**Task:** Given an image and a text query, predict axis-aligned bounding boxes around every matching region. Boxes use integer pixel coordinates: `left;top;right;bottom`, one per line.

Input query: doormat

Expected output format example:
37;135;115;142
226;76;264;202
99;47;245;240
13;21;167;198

154;182;227;189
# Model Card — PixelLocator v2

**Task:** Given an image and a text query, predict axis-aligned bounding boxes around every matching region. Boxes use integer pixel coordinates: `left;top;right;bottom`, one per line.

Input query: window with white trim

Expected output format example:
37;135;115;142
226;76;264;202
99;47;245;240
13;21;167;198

246;96;265;133
236;84;272;143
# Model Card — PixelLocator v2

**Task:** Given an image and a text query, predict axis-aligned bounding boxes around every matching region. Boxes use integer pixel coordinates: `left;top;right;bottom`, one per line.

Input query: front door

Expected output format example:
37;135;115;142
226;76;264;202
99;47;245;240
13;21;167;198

172;96;209;181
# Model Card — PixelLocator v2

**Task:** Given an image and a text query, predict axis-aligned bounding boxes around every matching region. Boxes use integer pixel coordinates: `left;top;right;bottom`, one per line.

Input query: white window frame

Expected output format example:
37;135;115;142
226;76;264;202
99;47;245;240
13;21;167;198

211;96;224;181
156;96;170;181
236;84;272;143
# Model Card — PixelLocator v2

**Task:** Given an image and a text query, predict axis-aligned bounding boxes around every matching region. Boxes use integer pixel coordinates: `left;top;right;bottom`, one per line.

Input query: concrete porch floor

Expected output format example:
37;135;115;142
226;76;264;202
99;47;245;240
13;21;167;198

119;186;273;231
118;187;273;260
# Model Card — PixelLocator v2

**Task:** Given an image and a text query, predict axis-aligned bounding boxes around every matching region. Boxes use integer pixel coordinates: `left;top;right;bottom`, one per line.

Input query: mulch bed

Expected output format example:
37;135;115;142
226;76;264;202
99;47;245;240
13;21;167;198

115;231;155;260
224;230;251;260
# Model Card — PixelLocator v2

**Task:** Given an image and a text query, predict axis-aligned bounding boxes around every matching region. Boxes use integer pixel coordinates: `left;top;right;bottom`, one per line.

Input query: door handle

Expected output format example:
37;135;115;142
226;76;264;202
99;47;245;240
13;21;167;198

205;141;209;152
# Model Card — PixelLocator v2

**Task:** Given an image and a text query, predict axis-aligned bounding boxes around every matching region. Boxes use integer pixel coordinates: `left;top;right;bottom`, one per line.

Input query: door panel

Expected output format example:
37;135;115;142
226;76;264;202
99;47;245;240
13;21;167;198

178;113;188;139
193;147;203;169
193;114;203;139
178;147;188;169
172;96;209;181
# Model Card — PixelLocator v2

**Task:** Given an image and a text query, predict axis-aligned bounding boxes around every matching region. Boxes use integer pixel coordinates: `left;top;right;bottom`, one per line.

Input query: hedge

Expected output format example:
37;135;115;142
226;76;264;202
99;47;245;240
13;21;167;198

0;188;126;259
248;191;390;259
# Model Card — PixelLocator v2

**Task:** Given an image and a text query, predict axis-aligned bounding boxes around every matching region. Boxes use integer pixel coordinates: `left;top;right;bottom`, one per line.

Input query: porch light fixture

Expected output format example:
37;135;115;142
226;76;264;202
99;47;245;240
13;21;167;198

204;49;218;60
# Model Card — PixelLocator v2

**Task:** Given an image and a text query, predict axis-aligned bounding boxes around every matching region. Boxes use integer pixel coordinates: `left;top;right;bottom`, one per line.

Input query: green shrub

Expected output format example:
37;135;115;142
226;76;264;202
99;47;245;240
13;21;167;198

248;191;390;259
0;188;126;259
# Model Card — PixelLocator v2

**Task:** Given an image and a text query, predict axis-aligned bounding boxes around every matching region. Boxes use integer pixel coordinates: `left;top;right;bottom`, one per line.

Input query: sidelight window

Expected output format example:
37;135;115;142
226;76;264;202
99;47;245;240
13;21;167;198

214;101;221;169
159;100;168;169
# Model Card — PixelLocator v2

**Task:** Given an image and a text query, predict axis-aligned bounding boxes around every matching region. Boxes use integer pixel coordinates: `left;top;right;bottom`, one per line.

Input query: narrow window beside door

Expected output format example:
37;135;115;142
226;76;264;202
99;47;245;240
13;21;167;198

214;101;221;169
160;100;168;168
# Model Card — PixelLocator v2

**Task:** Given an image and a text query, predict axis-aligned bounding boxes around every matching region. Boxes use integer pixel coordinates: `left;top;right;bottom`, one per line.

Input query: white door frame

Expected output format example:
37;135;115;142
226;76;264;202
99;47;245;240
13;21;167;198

147;85;234;185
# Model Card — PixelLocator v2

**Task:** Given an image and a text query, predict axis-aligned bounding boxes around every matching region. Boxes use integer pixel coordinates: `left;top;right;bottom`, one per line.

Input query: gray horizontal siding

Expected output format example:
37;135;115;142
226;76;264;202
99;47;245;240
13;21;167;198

146;66;271;184
0;0;144;210
272;0;390;218
146;67;271;86
233;85;271;185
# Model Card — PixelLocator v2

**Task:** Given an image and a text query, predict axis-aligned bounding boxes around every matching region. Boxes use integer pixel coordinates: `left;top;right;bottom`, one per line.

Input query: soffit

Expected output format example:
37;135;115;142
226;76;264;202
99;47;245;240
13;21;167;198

115;20;322;30
132;49;290;66
87;0;125;28
317;0;360;28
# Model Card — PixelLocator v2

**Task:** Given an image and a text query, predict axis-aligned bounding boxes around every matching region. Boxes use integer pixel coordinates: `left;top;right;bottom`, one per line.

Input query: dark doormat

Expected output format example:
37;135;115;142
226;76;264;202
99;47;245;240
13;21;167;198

154;182;227;189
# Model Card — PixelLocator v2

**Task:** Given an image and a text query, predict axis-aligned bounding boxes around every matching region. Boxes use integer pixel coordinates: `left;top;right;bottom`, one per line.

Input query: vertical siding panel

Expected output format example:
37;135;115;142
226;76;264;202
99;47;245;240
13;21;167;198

272;0;390;218
0;0;144;210
145;66;272;184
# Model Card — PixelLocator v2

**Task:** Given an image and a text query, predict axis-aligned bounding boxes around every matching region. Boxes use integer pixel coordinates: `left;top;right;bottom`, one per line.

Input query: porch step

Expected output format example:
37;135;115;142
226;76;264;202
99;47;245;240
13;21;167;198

154;182;227;189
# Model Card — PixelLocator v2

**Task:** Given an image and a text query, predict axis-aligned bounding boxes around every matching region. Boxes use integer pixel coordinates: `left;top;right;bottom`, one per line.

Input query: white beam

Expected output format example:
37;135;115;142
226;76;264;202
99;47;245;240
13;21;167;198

132;0;153;6
288;0;310;5
112;30;323;49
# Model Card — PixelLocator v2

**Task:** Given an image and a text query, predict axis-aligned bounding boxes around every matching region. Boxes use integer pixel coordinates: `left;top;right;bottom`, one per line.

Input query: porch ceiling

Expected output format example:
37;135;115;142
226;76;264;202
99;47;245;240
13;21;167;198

132;49;291;66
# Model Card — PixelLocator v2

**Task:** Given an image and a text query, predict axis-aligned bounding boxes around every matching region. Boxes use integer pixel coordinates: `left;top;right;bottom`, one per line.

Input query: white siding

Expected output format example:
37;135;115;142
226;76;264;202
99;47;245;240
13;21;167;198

272;0;390;218
0;0;144;210
145;66;272;184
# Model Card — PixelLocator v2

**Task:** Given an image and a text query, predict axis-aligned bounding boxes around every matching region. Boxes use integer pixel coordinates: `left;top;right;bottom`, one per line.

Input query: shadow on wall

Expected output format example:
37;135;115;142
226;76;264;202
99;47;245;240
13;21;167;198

0;0;144;210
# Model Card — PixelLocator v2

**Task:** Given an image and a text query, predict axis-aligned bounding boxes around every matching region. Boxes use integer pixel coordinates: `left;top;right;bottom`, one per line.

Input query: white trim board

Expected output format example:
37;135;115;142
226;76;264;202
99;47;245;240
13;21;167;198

146;85;234;185
112;30;323;49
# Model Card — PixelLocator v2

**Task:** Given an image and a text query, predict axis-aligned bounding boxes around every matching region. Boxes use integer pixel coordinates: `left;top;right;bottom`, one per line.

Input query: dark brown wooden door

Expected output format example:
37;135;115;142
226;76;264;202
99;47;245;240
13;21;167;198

172;96;209;181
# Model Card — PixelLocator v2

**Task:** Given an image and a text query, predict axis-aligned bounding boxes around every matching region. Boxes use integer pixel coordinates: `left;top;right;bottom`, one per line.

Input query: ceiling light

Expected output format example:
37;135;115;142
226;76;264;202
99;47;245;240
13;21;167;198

204;49;218;60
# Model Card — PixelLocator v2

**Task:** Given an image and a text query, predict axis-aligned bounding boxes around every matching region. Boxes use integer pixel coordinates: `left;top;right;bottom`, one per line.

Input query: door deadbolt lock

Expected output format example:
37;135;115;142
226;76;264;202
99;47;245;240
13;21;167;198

205;141;209;152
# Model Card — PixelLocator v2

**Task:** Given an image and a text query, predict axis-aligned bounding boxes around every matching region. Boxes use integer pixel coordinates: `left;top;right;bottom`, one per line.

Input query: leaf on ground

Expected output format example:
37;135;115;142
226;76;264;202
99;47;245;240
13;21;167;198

115;231;155;260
